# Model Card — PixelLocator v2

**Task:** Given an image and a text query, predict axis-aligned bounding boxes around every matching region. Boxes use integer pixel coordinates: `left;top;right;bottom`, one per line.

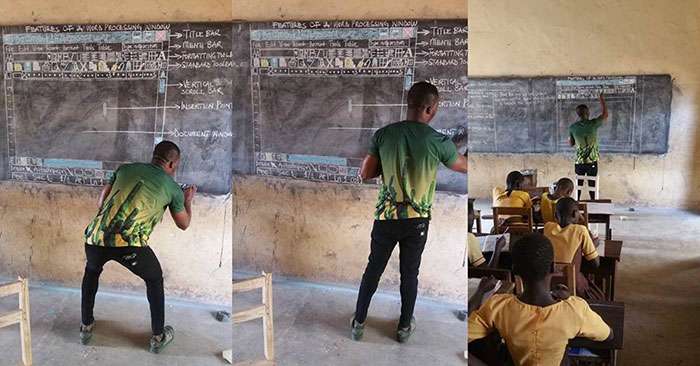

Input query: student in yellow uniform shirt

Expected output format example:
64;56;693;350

468;233;613;366
540;178;575;223
492;171;532;208
543;197;604;301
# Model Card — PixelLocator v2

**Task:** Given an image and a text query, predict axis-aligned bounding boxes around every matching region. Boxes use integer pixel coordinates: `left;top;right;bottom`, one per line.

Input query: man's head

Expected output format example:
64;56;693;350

506;171;525;191
554;177;574;198
555;197;580;226
576;104;589;120
152;140;181;176
511;233;554;283
406;81;440;124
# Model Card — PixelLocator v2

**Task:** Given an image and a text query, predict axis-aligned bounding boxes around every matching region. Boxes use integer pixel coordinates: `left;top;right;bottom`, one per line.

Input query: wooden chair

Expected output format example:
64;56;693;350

523;186;550;200
515;263;576;296
0;277;32;366
468;198;483;235
492;207;534;235
578;202;590;227
228;272;274;366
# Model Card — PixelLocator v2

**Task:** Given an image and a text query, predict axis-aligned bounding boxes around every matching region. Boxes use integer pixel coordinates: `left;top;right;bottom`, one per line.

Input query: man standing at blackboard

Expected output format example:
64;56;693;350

80;141;196;353
569;93;608;200
352;81;468;343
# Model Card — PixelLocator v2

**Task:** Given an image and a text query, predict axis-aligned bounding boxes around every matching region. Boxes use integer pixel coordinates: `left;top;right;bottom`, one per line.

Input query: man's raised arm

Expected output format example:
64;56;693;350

171;185;196;230
598;93;608;121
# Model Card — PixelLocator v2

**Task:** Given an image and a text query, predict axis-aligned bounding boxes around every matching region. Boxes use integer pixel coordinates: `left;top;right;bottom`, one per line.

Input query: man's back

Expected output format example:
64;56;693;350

84;162;184;247
371;121;458;220
569;118;604;164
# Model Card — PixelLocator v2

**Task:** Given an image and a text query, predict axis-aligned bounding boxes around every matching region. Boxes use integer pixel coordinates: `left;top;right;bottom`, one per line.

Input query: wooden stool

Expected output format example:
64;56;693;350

0;277;32;366
227;272;275;366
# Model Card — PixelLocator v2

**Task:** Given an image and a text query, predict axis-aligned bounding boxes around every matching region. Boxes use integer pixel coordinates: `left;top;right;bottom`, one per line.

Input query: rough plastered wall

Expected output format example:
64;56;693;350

469;0;700;209
0;0;233;305
232;2;468;303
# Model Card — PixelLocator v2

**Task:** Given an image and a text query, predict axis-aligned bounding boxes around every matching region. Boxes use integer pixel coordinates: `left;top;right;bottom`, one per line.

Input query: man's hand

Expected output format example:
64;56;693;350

449;154;468;173
97;184;112;208
599;93;609;120
359;154;381;181
184;185;197;203
171;185;196;231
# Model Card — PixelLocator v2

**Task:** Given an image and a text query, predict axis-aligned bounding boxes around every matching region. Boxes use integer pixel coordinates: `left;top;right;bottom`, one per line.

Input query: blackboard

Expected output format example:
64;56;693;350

1;23;233;195
467;75;672;154
232;20;468;194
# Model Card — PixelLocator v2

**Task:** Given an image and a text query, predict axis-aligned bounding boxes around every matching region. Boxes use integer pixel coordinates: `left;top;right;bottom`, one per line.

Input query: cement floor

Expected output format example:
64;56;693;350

0;283;232;365
471;201;700;365
232;278;466;366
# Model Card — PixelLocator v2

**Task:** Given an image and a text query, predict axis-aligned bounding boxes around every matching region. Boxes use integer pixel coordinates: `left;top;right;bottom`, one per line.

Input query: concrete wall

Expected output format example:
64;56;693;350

0;0;233;305
232;1;468;303
468;0;700;209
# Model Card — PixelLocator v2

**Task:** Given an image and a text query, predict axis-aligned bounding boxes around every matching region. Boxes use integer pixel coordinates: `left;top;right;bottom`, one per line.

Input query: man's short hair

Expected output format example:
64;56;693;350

511;233;554;282
576;104;589;118
555;197;578;220
152;140;181;164
407;81;439;109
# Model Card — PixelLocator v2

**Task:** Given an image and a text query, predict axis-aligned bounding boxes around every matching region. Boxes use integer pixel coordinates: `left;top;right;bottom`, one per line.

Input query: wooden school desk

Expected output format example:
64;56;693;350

583;240;623;301
582;200;615;240
569;301;625;366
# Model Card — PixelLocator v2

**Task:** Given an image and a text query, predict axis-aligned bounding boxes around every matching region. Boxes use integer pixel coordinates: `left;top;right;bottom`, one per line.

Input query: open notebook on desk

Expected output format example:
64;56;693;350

478;233;511;252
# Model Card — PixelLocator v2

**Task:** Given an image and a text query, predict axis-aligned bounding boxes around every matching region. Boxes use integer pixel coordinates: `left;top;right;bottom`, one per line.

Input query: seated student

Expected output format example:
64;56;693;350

544;197;604;301
541;178;575;223
492;171;532;208
468;233;613;366
457;235;507;321
467;209;506;269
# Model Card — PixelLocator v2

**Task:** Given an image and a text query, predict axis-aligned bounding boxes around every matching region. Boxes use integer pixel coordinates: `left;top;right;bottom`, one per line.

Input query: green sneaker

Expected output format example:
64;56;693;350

149;325;174;354
350;316;364;341
397;317;416;343
79;322;95;345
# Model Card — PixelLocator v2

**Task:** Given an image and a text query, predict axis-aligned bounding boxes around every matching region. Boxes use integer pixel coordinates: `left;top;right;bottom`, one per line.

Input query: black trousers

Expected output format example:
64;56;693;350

354;218;429;327
81;244;165;335
575;162;599;200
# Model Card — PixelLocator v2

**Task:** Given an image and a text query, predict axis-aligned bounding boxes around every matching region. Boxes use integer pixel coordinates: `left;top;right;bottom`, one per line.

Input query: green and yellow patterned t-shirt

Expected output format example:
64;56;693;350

370;121;459;220
84;163;185;247
569;117;604;164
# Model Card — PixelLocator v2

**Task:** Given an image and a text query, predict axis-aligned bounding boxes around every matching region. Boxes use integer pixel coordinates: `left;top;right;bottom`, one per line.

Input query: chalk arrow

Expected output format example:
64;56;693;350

166;82;183;88
169;54;183;59
102;102;180;116
169;44;181;49
415;51;430;57
168;63;181;69
415;41;429;46
416;29;431;36
414;60;429;65
169;32;183;39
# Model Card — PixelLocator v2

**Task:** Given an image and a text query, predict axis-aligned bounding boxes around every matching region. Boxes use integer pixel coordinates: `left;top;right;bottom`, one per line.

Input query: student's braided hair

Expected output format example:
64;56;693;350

505;171;525;197
511;233;554;282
